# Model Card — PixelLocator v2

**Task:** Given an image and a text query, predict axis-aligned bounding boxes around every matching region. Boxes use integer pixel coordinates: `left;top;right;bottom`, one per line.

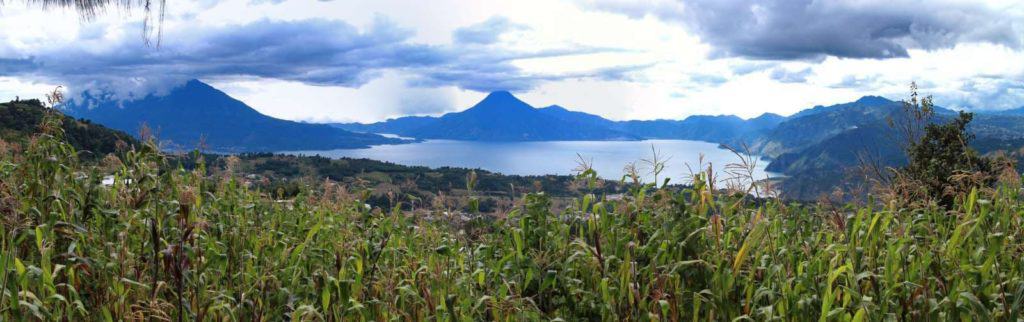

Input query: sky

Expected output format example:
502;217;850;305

1;0;1023;123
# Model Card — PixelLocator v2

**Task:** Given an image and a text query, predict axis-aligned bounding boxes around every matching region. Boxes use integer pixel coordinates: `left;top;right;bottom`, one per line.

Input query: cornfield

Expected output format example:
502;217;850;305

2;114;1024;321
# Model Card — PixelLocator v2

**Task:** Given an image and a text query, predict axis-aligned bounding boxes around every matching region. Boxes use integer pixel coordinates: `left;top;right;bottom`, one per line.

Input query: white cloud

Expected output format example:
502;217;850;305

0;77;58;102
1;0;1022;122
210;71;486;123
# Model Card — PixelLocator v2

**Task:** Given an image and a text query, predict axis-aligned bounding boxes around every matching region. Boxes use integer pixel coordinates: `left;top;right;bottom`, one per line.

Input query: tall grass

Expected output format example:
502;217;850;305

1;113;1023;320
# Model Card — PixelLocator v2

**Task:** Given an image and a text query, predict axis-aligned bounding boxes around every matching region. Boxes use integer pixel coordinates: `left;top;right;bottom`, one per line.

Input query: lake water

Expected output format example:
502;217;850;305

286;139;774;186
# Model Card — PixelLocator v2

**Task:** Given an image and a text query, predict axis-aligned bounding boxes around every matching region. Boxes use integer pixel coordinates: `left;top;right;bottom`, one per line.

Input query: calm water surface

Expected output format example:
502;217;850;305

286;139;774;185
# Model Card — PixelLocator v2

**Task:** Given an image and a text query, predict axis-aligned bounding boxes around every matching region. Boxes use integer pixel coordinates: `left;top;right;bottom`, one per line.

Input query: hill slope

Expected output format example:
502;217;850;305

61;80;401;152
1;99;139;157
764;106;1024;200
752;96;916;158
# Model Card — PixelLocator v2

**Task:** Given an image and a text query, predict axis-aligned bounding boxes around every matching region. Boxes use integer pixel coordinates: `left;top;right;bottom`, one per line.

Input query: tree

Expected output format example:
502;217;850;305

888;82;935;151
878;82;1015;208
902;111;995;207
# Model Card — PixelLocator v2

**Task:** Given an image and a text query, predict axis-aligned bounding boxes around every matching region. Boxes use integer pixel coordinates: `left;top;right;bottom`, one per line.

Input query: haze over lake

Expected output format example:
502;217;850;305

287;139;774;185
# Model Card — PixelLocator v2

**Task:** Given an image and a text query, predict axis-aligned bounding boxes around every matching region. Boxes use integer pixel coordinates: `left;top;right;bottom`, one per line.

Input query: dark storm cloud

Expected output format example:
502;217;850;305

0;58;40;74
409;59;650;92
586;0;1023;60
453;16;528;45
405;43;638;92
0;17;626;100
1;18;433;96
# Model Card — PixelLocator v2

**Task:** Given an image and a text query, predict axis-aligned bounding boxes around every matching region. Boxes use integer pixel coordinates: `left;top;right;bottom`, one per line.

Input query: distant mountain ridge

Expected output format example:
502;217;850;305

61;80;401;152
334;91;787;144
996;106;1024;115
404;91;635;141
537;105;617;129
337;92;635;141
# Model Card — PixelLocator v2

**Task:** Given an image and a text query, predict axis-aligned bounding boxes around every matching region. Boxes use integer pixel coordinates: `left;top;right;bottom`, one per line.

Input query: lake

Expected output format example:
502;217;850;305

286;139;774;187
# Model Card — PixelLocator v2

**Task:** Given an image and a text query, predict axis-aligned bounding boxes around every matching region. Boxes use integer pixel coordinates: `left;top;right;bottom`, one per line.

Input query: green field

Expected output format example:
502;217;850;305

1;113;1023;321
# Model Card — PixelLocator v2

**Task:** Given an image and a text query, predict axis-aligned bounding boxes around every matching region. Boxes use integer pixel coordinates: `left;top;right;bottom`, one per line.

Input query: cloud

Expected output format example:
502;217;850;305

829;74;884;89
770;67;812;83
0;17;427;100
249;0;288;5
409;59;648;93
452;16;528;45
0;16;624;101
591;63;653;82
409;63;542;92
688;73;728;86
940;74;1024;110
586;0;1024;60
729;61;776;75
580;0;686;21
0;58;40;74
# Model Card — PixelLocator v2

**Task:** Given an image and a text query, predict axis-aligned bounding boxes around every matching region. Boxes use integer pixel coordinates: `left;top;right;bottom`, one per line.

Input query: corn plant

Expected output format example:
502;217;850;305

1;112;1023;320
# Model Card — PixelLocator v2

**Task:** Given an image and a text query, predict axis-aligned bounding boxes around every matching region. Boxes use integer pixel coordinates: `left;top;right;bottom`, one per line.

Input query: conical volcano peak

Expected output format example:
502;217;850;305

485;90;513;98
464;90;534;114
478;90;524;104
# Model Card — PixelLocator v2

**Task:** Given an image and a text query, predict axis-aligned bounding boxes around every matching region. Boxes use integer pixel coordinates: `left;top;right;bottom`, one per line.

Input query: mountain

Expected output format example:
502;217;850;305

1;99;139;158
410;91;636;141
331;115;436;136
336;91;635;141
751;96;939;199
611;115;761;145
753;95;1005;163
996;106;1024;115
765;124;906;199
747;113;788;130
760;96;1024;200
789;96;892;119
337;93;787;144
750;96;918;158
61;80;401;152
537;105;617;129
970;114;1024;141
538;107;785;144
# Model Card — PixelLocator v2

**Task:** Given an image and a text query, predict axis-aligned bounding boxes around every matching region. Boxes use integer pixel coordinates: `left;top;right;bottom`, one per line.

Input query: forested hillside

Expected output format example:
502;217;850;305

0;99;138;158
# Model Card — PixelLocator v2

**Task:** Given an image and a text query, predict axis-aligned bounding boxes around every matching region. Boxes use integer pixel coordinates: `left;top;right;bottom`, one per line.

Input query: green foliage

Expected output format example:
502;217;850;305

903;111;1002;207
0;100;138;159
186;152;625;211
1;112;1024;320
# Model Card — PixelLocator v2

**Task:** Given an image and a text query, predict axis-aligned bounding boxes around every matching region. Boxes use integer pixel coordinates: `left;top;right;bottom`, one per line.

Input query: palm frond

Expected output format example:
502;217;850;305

3;0;166;45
